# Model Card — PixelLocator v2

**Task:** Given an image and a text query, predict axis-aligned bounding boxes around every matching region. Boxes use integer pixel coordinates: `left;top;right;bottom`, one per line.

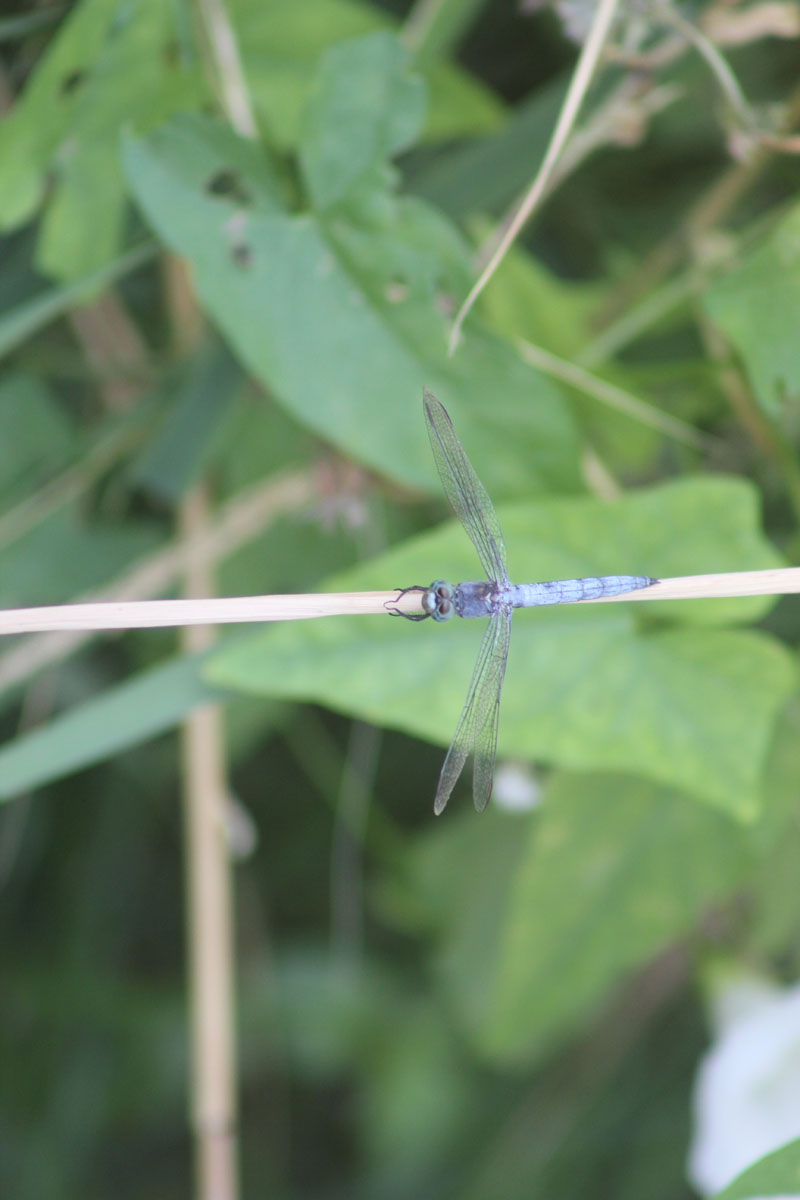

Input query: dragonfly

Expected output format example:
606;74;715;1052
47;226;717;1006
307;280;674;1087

392;389;657;815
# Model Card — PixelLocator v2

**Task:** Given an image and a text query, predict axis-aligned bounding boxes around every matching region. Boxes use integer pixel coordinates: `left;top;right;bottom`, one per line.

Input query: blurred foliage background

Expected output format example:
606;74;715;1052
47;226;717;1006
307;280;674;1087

3;1;800;1197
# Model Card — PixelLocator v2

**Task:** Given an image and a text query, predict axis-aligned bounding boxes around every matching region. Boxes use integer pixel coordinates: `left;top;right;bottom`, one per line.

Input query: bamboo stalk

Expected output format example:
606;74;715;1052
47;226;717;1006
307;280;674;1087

0;591;409;634
1;568;798;636
179;485;237;1200
586;568;800;603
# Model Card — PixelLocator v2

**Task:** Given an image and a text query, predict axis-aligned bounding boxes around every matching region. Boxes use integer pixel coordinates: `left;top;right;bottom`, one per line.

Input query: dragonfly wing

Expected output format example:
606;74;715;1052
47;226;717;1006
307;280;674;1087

423;390;509;587
434;612;509;815
472;608;511;812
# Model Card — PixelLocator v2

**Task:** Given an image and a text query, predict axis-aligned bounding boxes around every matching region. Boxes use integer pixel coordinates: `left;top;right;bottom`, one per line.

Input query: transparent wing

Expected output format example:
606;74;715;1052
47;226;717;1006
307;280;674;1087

471;608;511;813
423;390;509;587
433;609;512;815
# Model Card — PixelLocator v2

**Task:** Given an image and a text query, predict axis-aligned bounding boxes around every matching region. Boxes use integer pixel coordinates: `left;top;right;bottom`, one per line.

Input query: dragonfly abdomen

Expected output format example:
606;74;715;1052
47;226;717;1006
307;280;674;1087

510;575;656;607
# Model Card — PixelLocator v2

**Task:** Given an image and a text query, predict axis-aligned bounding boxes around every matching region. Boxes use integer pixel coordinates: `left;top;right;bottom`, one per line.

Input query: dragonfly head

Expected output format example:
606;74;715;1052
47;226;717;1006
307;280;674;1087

422;580;456;622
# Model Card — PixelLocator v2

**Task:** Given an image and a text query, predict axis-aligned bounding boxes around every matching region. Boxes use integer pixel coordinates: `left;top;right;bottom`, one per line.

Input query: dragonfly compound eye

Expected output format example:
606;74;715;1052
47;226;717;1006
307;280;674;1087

421;590;438;616
426;580;455;621
435;597;454;620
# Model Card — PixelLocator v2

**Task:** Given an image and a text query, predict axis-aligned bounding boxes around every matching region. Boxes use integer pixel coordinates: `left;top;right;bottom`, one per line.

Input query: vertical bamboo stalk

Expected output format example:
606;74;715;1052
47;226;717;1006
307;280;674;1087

180;483;238;1200
176;24;255;1185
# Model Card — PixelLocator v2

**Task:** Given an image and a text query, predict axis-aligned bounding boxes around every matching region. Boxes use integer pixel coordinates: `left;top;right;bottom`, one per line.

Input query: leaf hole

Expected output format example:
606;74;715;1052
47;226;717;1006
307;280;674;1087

162;40;180;68
230;242;252;269
206;169;252;207
434;284;456;317
60;69;86;96
223;210;252;267
385;275;409;303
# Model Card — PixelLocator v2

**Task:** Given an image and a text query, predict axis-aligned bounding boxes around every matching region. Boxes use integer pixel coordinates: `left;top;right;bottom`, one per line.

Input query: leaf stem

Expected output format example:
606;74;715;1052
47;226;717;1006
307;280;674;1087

654;2;754;129
517;339;712;449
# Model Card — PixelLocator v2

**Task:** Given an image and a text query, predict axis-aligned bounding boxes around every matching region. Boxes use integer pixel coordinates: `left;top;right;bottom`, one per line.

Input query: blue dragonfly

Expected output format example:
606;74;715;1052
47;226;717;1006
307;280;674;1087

393;390;657;815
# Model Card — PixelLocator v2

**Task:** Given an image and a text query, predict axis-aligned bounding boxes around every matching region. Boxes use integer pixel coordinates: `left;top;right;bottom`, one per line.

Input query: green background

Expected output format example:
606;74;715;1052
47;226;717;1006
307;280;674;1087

2;2;800;1197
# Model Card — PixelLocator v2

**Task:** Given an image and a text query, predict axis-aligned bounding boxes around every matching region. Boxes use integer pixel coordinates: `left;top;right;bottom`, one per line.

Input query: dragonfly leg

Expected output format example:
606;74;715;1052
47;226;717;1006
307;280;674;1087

385;585;430;620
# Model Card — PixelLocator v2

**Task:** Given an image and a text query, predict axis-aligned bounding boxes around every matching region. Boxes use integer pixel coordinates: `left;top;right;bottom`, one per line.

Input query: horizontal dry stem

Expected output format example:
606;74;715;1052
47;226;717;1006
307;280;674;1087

586;568;800;603
1;568;798;635
0;470;315;691
0;591;413;634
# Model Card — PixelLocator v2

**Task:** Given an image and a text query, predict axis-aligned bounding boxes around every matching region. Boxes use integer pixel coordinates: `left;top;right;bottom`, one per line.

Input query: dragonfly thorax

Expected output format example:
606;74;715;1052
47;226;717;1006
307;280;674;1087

422;579;499;620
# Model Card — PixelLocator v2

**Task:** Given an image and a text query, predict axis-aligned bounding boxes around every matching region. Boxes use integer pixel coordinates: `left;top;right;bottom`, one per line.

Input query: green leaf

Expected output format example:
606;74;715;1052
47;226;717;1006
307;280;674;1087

703;203;800;417
385;701;800;1063
0;242;156;361
0;505;161;608
0;8;65;43
232;0;502;150
391;775;751;1063
0;0;118;230
745;696;800;954
476;232;605;359
122;106;580;494
206;477;793;818
36;140;126;280
247;949;473;1169
0;0;498;281
0;0;200;278
0;653;227;803
0;373;77;502
131;341;244;504
299;33;425;212
412;73;567;219
712;1136;800;1199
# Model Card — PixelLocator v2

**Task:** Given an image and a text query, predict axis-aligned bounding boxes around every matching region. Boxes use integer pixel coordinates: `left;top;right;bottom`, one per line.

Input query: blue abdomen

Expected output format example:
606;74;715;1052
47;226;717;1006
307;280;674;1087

510;575;656;608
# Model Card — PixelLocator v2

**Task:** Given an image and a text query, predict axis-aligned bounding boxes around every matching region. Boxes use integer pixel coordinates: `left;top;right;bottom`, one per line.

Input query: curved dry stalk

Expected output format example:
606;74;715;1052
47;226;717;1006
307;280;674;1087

654;1;754;130
517;339;711;449
449;0;623;352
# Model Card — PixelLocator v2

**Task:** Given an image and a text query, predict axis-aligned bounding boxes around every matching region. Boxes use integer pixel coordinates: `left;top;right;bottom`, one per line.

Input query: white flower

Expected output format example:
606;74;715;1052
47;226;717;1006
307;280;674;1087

688;971;800;1197
491;761;541;813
